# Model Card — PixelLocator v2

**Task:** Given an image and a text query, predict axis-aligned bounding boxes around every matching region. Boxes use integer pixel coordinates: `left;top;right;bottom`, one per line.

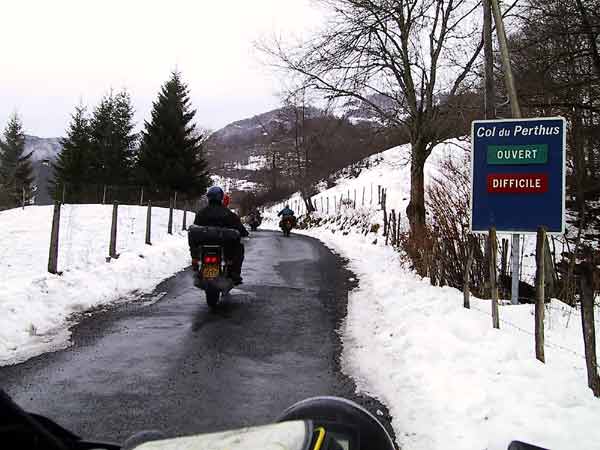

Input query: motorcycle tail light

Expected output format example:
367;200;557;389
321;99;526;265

203;255;219;264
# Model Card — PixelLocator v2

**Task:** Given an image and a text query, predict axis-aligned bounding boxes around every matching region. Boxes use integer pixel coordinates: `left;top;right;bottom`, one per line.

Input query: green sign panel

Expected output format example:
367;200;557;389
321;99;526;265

487;144;548;165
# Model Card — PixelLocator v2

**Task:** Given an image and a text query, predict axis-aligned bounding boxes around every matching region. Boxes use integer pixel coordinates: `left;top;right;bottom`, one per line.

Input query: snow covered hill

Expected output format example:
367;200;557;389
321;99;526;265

263;141;600;450
25;135;62;162
24;135;63;205
0;204;191;366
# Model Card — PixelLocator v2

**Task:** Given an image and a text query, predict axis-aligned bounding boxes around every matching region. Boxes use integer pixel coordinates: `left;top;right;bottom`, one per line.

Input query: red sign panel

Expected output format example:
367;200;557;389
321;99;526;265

487;173;548;193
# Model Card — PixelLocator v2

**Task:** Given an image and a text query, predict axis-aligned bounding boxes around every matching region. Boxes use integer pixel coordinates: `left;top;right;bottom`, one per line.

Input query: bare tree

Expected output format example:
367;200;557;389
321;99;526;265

260;0;484;270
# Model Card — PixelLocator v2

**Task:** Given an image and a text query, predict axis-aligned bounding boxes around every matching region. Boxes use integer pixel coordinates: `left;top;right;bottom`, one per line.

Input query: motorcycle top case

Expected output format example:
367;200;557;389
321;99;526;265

188;224;241;248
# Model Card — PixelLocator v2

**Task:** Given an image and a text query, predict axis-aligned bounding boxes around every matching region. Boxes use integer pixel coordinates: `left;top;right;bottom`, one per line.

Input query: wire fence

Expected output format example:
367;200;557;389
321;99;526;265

469;302;597;371
46;201;194;275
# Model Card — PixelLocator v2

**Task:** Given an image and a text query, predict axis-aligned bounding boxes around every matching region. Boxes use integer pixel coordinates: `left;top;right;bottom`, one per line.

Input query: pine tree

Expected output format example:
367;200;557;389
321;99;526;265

50;104;92;202
0;114;34;207
113;90;138;178
137;71;210;197
89;90;137;187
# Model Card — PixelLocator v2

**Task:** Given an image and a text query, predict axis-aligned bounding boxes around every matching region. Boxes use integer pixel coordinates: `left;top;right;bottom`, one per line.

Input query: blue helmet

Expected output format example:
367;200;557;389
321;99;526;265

206;186;224;203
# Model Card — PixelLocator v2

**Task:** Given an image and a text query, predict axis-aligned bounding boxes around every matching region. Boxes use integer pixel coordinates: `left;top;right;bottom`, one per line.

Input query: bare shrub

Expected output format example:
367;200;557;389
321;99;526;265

423;150;488;295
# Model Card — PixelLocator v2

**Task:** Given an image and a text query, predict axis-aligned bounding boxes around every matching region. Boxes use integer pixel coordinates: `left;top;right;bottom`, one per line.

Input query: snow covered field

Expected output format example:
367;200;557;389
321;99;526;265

0;204;191;366
264;142;600;449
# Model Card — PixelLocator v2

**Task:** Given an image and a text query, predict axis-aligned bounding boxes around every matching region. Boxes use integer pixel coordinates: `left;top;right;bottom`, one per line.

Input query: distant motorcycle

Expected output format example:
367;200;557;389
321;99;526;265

280;216;296;237
188;224;240;307
247;213;262;232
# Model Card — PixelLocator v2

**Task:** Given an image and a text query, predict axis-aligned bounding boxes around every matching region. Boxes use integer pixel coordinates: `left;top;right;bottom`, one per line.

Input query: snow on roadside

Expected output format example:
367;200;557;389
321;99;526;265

0;204;191;366
276;223;600;450
263;140;600;449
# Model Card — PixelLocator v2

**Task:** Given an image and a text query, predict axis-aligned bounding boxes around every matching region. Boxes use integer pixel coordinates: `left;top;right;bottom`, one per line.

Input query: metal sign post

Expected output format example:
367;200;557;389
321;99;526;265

511;234;519;304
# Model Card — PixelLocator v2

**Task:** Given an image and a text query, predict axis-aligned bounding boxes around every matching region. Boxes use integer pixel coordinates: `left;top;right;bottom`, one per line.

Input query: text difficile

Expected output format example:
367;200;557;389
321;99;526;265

487;174;548;193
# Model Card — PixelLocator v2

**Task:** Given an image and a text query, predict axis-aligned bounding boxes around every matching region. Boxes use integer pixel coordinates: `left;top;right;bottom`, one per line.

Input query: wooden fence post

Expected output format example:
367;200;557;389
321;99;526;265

535;226;546;363
174;191;178;210
390;209;397;245
500;238;509;278
580;249;600;396
48;202;61;274
102;185;107;205
168;197;174;235
145;201;152;245
382;189;388;237
353;189;356;208
489;226;500;329
463;238;475;308
182;202;188;231
109;201;119;260
139;186;144;206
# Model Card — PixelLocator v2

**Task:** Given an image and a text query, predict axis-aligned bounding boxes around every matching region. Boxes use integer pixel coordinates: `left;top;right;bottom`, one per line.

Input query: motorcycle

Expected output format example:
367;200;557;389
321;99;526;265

280;215;296;237
247;212;262;232
0;389;546;450
188;224;240;307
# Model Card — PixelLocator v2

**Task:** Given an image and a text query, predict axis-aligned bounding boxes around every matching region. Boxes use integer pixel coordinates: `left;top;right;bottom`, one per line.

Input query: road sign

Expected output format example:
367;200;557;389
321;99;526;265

471;117;566;234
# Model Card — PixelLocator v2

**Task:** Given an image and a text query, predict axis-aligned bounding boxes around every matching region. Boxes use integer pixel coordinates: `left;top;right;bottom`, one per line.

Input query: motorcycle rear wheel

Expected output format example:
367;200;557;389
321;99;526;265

205;286;220;308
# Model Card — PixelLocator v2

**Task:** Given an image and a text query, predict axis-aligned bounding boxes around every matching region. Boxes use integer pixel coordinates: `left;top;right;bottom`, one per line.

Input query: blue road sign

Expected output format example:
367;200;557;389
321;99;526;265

471;117;566;234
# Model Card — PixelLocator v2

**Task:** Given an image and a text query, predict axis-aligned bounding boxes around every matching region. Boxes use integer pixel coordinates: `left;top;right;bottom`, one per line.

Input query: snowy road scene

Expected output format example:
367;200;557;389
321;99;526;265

2;1;600;450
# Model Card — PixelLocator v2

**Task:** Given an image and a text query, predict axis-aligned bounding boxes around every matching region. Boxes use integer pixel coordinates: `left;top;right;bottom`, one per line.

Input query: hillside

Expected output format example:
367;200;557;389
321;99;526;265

206;105;399;203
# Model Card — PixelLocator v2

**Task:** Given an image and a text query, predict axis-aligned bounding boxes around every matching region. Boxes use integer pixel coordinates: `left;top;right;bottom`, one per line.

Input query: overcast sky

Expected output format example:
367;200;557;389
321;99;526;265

0;0;322;137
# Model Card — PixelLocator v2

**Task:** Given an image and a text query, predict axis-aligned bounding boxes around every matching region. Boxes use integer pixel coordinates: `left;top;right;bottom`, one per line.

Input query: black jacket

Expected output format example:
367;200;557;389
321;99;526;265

193;204;249;238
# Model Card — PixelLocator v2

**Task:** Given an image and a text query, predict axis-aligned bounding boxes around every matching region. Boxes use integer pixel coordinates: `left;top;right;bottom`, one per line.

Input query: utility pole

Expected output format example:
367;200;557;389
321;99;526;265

490;0;522;305
483;0;496;119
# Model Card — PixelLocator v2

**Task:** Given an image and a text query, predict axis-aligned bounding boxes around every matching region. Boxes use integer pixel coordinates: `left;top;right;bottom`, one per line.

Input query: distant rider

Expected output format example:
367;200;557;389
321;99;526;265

250;206;262;221
193;186;249;284
277;204;296;229
277;205;294;218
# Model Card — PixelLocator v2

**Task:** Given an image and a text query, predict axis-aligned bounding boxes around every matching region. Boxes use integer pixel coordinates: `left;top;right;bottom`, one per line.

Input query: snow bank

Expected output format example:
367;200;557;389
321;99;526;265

263;141;600;449
0;204;191;366
303;226;600;449
258;213;600;449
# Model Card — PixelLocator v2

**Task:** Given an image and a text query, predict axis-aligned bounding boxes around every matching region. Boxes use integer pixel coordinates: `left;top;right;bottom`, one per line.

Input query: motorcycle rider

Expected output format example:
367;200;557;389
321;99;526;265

278;204;294;218
249;206;262;222
277;204;296;230
194;186;248;284
223;193;231;208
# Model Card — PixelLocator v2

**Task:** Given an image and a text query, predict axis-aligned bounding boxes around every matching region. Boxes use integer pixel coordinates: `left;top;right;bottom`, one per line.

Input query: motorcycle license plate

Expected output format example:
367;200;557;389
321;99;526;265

202;264;220;280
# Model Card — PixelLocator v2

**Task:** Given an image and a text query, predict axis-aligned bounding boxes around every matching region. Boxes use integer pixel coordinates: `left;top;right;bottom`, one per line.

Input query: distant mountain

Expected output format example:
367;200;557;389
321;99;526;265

342;93;396;124
206;106;325;166
26;135;62;162
24;135;63;205
209;106;323;146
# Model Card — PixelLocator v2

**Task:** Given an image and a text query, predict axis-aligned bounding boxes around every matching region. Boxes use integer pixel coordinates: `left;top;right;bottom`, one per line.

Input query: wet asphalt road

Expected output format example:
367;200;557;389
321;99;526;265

0;231;394;444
